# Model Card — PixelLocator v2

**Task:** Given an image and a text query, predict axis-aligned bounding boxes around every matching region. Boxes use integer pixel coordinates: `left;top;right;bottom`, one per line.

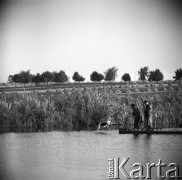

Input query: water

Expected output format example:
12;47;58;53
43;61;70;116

0;130;182;180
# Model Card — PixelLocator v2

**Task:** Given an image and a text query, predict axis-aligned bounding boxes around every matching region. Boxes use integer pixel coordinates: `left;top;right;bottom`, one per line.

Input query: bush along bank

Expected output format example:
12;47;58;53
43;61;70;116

0;88;182;130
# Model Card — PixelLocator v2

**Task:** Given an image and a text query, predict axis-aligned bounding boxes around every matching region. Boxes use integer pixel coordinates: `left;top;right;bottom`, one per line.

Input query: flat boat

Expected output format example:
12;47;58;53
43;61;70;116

119;128;182;134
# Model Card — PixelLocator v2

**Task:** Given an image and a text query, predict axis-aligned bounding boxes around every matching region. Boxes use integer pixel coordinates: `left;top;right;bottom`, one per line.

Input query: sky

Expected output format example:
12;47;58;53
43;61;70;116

0;0;182;82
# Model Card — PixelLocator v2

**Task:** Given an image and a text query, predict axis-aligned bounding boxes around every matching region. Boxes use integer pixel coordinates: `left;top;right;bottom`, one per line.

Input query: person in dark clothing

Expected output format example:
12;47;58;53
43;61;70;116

131;104;141;130
143;101;151;130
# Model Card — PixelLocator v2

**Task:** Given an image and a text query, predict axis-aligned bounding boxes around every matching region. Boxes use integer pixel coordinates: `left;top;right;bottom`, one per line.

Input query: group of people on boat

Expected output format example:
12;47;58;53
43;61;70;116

131;100;152;131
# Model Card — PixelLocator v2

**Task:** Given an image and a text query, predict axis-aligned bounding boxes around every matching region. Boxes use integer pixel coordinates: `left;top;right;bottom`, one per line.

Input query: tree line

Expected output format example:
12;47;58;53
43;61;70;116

8;67;182;86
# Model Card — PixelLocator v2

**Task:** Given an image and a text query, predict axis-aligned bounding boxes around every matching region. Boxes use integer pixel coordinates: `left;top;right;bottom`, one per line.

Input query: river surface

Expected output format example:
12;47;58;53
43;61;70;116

0;130;182;180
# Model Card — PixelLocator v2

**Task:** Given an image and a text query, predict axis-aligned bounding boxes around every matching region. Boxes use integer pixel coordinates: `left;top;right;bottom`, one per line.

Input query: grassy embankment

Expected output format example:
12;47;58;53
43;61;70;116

0;86;182;131
0;81;180;93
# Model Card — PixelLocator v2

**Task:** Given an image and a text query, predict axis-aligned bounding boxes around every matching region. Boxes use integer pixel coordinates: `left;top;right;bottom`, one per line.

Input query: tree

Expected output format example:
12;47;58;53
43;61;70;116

90;71;104;82
148;69;164;82
122;73;131;82
53;70;68;83
8;75;13;84
72;72;80;82
173;68;182;80
31;73;42;85
12;73;22;85
41;71;54;85
72;72;85;82
138;66;149;81
79;76;85;82
11;70;31;86
19;70;32;86
97;74;104;82
148;71;155;82
104;66;118;81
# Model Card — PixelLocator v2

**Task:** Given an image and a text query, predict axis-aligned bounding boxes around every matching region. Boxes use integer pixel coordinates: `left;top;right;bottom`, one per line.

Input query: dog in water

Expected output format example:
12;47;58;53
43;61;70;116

96;118;112;130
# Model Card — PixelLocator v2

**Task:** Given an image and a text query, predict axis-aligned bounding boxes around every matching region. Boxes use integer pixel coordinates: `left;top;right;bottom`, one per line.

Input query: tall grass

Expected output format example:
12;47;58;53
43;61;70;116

0;88;182;130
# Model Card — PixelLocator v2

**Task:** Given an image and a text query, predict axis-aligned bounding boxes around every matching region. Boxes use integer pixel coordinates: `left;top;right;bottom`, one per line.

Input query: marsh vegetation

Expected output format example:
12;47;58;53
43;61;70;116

0;87;182;131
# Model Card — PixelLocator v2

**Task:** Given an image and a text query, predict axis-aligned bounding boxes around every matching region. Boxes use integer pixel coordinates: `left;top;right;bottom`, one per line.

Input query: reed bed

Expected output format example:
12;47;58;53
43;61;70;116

0;88;182;130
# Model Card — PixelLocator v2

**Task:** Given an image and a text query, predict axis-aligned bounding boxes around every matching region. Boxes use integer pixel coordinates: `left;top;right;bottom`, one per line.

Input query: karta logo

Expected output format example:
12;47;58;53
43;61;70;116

108;158;181;179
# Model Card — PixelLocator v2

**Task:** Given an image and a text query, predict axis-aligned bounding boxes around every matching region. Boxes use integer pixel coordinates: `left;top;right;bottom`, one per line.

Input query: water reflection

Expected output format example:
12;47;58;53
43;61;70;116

0;130;181;180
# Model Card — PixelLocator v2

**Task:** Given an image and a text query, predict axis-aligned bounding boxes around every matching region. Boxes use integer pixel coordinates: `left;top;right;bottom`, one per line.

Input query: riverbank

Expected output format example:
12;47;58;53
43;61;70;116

0;88;182;131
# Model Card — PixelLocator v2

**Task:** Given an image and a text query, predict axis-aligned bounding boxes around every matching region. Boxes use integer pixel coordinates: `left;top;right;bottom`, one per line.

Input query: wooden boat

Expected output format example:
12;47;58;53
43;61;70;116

119;128;182;134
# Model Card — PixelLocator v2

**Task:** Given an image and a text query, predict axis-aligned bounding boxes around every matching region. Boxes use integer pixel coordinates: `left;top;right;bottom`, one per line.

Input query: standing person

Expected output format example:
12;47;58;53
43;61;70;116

143;101;151;130
148;102;153;128
131;104;141;131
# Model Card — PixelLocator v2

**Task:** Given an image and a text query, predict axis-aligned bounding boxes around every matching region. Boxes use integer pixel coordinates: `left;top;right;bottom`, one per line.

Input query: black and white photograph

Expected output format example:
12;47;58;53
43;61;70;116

0;0;182;179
